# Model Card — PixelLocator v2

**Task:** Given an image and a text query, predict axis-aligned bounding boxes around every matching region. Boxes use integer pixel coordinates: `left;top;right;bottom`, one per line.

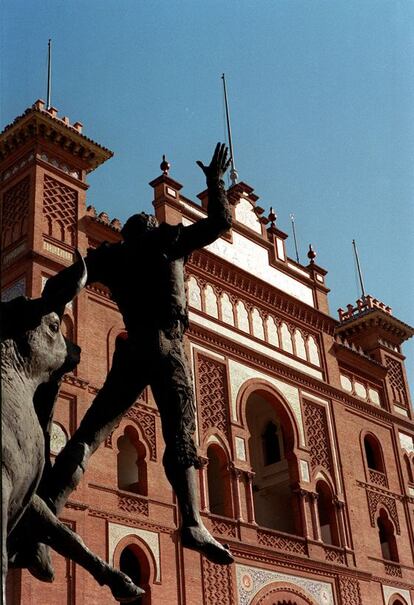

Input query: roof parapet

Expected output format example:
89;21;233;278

338;295;392;323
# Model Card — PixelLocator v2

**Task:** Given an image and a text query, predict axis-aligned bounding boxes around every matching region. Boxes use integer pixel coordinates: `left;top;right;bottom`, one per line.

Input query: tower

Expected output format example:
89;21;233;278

0;99;112;302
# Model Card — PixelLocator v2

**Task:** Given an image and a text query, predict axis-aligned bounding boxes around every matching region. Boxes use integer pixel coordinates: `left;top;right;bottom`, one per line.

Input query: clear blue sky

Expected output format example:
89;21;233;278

2;0;413;390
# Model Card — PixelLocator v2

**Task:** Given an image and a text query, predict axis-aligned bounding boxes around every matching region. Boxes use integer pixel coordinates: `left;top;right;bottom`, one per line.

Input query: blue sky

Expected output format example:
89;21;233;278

2;0;413;389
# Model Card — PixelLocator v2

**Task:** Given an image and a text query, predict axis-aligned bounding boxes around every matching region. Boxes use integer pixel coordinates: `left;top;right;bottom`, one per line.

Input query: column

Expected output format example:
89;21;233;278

294;488;311;539
310;492;322;541
334;498;348;548
229;462;243;521
245;470;257;524
198;456;209;512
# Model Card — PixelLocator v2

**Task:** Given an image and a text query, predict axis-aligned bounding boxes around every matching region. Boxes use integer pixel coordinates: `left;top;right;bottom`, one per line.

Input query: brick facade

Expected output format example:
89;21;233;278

2;101;414;605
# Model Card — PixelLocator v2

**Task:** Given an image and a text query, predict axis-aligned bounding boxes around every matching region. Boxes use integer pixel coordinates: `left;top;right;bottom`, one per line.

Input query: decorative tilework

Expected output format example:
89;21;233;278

236;564;333;605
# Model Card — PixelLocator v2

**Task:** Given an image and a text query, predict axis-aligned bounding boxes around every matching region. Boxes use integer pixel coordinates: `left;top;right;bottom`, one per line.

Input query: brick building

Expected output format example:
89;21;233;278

1;101;414;605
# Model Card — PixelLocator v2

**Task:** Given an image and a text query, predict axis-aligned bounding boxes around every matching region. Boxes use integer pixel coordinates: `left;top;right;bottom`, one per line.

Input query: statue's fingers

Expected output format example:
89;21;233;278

220;145;229;169
224;157;232;173
196;160;206;172
212;142;221;165
217;142;226;166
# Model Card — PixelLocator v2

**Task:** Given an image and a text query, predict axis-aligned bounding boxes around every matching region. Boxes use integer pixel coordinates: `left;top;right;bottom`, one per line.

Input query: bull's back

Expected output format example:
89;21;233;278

1;383;45;532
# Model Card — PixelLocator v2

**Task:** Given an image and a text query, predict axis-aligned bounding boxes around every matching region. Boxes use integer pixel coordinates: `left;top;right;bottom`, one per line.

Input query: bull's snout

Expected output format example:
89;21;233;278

64;340;81;373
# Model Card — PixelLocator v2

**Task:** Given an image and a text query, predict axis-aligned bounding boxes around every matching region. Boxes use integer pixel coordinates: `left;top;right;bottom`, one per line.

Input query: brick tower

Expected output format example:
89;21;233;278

1;99;112;301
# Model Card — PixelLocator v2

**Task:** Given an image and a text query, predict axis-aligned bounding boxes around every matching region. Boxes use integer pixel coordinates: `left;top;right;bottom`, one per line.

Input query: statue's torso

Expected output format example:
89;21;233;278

89;225;189;336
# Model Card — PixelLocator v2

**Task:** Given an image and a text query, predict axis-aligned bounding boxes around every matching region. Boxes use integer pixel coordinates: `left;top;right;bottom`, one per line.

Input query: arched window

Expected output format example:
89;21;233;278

206;444;233;518
117;427;147;495
316;481;340;546
119;547;142;604
261;421;282;466
246;391;298;534
364;435;384;472
280;323;293;353
118;544;151;605
389;597;408;605
377;508;398;562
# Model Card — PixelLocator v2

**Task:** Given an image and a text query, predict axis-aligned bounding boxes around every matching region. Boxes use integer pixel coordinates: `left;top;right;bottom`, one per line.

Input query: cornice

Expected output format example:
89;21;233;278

87;505;174;535
231;543;372;582
370;574;414;590
0;102;113;172
336;308;414;346
188;249;337;336
333;341;387;375
356;480;405;502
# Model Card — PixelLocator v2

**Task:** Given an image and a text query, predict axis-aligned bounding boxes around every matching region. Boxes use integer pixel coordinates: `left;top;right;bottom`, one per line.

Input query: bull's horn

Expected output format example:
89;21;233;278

41;250;87;316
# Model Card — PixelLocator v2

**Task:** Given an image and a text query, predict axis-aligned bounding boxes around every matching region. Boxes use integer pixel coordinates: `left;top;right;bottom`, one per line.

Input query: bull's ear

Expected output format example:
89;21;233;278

41;250;87;316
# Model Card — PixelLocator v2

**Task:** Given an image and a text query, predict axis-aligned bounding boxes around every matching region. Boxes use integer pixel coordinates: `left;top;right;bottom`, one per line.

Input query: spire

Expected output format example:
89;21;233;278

221;73;238;186
47;39;52;110
352;239;366;299
290;213;300;264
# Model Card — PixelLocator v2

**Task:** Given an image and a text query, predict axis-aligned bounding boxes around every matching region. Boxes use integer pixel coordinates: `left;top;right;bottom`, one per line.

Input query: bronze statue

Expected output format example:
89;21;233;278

1;259;144;603
29;143;234;582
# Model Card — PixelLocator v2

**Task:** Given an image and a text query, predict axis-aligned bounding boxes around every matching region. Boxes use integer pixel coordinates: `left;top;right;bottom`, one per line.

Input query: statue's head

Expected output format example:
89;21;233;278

121;212;159;241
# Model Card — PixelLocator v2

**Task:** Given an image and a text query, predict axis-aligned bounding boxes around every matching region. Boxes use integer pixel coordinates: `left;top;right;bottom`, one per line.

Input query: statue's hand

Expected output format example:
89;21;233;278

196;143;231;182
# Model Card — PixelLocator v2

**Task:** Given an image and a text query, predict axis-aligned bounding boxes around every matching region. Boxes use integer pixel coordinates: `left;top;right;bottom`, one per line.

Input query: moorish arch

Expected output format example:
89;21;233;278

240;380;302;534
202;433;234;517
250;581;318;605
113;534;155;605
388;596;409;605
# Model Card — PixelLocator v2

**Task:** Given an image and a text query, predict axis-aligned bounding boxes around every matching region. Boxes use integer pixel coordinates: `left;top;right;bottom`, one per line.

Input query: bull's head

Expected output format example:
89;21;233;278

1;252;86;383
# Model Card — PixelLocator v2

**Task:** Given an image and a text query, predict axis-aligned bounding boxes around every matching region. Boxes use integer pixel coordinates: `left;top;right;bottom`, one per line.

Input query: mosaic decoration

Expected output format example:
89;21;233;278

236;564;333;605
235;436;247;461
108;522;160;582
382;585;412;605
50;422;68;455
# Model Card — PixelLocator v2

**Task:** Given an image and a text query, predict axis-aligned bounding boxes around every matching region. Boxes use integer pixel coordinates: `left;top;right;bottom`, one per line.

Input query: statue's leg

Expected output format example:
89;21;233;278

2;483;10;605
150;334;234;565
18;496;145;602
16;337;148;581
43;336;148;515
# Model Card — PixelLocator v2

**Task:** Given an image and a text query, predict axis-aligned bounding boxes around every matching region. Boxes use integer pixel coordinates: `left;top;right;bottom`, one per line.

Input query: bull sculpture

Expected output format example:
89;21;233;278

1;255;143;603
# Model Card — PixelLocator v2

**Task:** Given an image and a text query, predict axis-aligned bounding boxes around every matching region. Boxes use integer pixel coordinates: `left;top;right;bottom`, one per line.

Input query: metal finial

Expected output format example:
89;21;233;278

47;39;52;110
307;244;316;264
352;239;366;299
290;213;300;264
160;154;170;175
268;206;277;227
222;73;238;186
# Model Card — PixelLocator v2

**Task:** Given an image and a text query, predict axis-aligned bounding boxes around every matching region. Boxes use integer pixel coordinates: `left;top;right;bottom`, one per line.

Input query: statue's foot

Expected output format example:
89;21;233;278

104;568;145;602
13;543;55;583
181;524;234;565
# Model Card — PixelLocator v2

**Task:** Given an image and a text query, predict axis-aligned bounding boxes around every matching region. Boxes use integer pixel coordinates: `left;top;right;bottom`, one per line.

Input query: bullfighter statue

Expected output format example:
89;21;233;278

34;143;234;578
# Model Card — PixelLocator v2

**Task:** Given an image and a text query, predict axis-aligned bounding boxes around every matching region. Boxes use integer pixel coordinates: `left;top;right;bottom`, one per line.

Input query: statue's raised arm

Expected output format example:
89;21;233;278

165;142;232;259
